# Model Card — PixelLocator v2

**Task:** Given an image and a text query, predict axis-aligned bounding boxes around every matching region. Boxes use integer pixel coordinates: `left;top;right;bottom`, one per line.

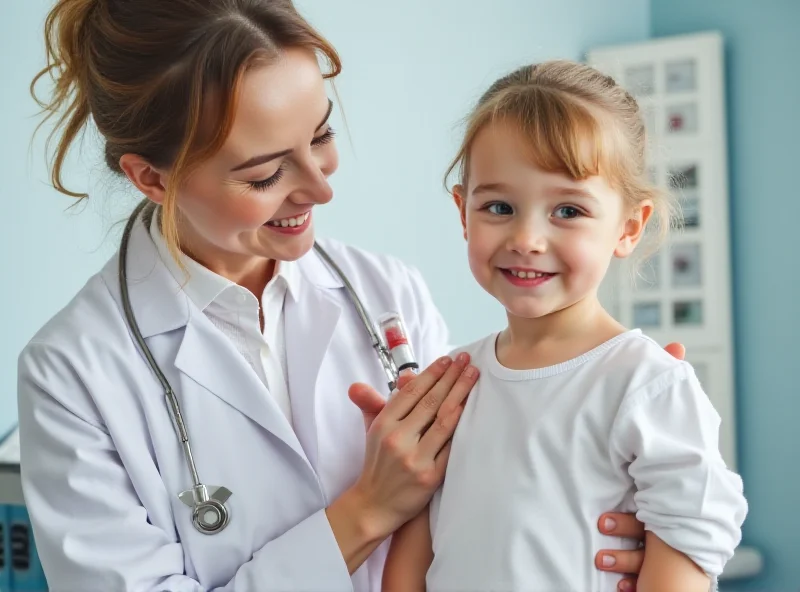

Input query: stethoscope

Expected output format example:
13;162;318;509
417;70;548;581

118;199;417;535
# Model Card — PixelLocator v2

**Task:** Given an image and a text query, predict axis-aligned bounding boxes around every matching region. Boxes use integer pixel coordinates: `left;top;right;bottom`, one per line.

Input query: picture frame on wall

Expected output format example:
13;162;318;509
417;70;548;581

665;58;697;93
671;242;702;287
625;63;655;96
666;102;698;134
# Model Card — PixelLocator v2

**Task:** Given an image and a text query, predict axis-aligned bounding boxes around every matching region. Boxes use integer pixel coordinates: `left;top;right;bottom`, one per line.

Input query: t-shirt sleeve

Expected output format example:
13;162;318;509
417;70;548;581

609;362;748;581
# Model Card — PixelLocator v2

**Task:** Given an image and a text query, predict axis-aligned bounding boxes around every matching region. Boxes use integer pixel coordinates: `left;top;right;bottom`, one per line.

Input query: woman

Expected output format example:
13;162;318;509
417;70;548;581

18;0;684;590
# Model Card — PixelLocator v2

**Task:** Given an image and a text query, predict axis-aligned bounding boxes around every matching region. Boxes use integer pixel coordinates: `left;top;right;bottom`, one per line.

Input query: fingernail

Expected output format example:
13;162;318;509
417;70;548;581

603;517;617;532
619;580;633;591
457;353;469;364
439;356;452;366
602;554;616;568
464;365;478;378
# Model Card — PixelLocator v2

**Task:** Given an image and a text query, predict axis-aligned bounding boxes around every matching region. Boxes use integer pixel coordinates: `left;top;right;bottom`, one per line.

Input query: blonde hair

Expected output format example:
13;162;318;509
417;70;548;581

32;0;342;267
446;60;677;258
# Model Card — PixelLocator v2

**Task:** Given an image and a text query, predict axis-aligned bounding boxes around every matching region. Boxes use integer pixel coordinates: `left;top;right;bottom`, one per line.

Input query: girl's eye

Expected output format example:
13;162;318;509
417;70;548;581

554;205;582;219
312;127;336;146
486;202;514;216
249;165;285;192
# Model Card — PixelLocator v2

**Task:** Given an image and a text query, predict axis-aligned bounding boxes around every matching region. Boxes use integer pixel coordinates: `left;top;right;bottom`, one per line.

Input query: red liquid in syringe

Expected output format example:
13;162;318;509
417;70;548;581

378;313;418;373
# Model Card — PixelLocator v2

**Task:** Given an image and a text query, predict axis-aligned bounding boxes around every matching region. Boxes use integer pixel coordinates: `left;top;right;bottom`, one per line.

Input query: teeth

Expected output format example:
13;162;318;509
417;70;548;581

268;212;310;228
509;269;548;279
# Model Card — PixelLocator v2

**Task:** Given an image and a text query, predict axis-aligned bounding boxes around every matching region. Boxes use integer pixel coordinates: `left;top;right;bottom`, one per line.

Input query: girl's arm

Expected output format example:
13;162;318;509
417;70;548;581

382;505;433;592
636;532;709;592
610;362;747;589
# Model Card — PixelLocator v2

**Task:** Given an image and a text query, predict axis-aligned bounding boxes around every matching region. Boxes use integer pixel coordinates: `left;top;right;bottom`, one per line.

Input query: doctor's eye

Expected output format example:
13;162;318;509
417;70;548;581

311;127;336;147
250;165;286;191
553;205;583;219
485;202;514;216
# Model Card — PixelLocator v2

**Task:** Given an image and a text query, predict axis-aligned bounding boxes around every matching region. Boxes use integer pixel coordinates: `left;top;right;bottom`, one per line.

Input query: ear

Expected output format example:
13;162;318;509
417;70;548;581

119;154;169;205
614;200;654;258
452;184;468;240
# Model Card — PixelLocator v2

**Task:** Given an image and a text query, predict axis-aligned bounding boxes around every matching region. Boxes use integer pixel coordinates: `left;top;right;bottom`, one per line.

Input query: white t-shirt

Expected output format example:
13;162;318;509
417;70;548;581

427;329;747;592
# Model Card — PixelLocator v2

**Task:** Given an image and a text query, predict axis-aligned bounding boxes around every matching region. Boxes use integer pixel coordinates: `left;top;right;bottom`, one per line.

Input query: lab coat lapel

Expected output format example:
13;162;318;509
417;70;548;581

174;311;309;463
106;207;312;466
285;250;343;471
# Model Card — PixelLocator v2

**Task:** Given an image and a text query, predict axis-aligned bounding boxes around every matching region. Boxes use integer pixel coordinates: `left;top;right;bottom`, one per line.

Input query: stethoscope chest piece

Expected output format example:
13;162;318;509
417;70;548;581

178;485;233;535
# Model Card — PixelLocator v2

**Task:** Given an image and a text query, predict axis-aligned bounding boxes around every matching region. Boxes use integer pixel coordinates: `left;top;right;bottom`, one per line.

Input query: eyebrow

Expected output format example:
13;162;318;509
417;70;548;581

552;186;598;201
472;182;515;195
229;99;334;172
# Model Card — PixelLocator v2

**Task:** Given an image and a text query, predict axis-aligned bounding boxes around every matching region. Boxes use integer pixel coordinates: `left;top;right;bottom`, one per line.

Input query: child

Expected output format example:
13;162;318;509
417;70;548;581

382;60;747;592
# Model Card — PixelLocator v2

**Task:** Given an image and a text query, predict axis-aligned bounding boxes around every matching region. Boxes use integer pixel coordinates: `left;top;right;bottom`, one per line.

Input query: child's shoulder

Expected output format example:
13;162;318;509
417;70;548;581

606;329;685;368
446;333;498;362
603;330;697;396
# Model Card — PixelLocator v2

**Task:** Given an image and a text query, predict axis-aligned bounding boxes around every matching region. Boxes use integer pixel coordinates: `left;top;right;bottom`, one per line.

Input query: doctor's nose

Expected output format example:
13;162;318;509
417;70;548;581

294;156;335;206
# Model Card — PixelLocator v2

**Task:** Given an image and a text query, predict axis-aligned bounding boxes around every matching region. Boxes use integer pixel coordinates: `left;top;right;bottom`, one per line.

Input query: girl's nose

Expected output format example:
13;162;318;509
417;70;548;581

507;221;548;254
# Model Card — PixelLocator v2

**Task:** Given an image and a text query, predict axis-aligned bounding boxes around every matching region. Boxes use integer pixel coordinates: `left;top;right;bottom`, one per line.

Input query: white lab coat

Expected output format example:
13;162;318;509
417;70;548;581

16;214;450;592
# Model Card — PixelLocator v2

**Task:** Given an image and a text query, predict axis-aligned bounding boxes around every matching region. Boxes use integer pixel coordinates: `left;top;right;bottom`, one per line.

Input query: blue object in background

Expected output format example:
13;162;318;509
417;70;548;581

8;506;47;592
0;504;9;591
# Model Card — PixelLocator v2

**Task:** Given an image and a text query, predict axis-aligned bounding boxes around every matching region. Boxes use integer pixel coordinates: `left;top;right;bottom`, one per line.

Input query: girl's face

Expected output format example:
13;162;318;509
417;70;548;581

127;48;339;279
454;121;650;322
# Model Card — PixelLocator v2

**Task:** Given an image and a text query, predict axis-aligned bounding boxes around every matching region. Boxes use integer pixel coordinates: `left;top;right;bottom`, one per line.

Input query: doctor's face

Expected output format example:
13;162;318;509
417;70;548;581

169;48;338;272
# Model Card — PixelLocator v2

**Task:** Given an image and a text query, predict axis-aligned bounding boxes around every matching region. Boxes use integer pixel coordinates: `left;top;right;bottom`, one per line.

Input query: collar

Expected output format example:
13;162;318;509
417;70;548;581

148;209;301;310
101;203;343;339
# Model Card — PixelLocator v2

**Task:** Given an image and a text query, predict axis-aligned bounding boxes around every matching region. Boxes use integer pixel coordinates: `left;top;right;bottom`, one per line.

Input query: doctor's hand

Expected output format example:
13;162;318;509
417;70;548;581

348;367;423;432
593;341;686;592
347;353;478;538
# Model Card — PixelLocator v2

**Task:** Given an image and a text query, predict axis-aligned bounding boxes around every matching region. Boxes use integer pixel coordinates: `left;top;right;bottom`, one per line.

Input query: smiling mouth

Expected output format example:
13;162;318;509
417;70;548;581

504;268;556;279
265;212;310;228
499;267;558;287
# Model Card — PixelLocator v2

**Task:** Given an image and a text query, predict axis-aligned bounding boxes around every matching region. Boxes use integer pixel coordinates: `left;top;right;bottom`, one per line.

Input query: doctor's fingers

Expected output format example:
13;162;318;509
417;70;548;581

419;397;467;461
405;354;477;433
595;547;644;578
383;354;466;420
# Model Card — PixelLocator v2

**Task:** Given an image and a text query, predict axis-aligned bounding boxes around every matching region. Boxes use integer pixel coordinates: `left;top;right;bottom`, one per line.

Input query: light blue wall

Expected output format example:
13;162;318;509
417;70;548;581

1;0;650;434
650;1;800;590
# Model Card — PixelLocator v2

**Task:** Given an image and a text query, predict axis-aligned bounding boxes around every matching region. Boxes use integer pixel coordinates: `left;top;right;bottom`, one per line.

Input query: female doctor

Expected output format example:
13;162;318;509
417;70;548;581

18;0;686;590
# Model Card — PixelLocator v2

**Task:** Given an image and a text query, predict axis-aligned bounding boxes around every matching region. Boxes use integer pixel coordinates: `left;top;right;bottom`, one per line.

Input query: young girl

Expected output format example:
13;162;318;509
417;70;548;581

382;60;747;592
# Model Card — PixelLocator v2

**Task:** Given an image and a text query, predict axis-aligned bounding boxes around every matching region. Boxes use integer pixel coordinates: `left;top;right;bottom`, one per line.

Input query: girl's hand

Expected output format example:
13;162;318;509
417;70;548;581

347;354;479;538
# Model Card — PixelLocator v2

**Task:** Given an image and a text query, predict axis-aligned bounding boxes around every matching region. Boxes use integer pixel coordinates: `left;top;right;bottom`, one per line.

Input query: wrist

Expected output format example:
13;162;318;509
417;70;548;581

337;485;393;544
326;486;393;574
